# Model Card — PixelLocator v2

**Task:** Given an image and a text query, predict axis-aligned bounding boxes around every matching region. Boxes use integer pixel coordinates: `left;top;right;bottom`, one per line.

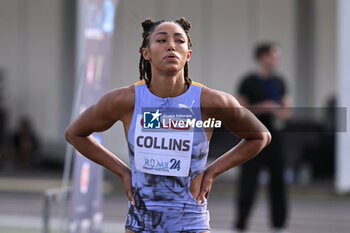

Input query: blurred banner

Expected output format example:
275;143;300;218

68;0;118;232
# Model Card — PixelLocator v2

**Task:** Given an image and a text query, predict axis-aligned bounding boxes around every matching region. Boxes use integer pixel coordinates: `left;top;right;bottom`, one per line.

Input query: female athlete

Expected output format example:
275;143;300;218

65;17;271;232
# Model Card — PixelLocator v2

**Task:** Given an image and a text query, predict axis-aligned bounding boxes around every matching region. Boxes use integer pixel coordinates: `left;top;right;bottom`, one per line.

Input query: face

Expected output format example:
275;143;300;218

260;47;280;70
141;22;192;75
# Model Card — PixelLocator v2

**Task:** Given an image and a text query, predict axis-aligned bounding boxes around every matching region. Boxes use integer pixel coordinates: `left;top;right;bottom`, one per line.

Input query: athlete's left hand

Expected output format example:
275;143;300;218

197;169;215;204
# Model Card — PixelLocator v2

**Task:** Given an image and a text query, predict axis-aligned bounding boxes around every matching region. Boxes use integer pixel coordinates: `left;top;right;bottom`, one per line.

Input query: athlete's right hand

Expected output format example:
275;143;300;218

121;169;135;206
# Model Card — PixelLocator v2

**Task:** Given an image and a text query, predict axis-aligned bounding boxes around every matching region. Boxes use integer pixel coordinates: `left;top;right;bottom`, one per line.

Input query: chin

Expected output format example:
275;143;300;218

163;65;181;74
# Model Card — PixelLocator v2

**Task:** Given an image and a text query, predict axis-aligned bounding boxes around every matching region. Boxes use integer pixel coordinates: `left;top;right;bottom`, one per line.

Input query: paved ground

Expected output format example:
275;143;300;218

0;173;349;233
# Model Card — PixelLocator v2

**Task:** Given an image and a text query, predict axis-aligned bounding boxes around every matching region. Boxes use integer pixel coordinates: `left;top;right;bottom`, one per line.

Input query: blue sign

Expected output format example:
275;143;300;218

143;109;162;129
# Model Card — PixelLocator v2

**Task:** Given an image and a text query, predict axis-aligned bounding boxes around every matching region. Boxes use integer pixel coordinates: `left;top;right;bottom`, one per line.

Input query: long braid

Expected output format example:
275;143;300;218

139;17;193;87
184;62;192;86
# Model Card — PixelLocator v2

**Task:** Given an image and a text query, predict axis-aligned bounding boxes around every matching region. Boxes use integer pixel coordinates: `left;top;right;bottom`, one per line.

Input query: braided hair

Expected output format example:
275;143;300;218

138;17;193;87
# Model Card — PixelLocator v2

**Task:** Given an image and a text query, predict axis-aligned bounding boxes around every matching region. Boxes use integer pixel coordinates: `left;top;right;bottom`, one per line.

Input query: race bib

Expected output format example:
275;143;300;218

134;114;193;177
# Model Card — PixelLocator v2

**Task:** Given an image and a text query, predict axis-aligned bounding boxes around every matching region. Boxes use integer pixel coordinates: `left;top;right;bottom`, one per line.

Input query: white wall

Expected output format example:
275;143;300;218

0;0;21;129
314;0;337;107
0;0;74;148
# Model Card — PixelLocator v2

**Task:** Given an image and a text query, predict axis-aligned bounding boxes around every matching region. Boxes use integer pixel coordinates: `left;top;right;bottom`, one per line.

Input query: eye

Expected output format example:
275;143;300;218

156;39;166;43
177;39;185;43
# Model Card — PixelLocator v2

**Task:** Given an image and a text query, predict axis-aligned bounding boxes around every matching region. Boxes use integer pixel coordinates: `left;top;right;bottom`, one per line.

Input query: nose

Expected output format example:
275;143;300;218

167;40;175;51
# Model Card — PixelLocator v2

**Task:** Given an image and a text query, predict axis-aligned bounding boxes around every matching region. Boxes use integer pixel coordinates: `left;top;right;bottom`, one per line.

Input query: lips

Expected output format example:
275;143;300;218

164;53;179;60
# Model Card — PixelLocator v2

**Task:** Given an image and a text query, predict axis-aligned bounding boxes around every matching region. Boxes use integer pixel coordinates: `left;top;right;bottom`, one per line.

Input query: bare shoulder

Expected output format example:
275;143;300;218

95;84;135;121
101;84;135;107
201;86;241;109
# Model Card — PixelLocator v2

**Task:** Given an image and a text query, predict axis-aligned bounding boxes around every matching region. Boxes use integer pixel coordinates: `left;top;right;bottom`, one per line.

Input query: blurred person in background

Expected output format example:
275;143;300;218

234;42;291;233
13;117;39;168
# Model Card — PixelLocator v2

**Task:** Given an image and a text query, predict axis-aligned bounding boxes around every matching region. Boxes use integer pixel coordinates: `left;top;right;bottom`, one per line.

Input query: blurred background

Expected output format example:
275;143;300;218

0;0;349;232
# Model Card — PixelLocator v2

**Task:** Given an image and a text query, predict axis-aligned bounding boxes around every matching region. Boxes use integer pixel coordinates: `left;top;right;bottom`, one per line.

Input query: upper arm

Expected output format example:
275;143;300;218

201;87;270;141
65;86;134;138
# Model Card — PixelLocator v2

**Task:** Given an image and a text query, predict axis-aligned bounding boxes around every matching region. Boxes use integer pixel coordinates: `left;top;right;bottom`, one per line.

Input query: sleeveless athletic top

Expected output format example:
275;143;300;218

125;80;211;232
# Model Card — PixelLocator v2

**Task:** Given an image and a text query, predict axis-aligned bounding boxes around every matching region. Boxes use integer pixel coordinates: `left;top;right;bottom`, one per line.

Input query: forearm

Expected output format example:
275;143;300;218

67;135;130;178
206;137;268;179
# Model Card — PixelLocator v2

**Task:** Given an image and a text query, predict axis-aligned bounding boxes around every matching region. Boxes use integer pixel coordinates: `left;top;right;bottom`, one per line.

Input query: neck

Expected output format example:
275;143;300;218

148;69;188;98
258;65;273;78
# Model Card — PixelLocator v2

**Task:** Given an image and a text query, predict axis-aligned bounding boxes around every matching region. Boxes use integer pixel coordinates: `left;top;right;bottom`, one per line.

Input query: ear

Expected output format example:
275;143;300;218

186;49;192;62
141;47;151;61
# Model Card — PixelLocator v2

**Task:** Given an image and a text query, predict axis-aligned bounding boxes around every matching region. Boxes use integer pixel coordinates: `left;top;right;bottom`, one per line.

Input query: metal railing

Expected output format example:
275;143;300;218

42;187;71;233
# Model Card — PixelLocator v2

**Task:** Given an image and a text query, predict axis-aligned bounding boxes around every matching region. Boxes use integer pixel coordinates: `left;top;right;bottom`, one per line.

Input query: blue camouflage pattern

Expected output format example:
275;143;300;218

125;81;210;232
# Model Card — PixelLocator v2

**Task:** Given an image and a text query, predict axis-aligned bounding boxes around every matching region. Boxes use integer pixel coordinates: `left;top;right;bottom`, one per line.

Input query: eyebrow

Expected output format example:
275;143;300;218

154;32;185;37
